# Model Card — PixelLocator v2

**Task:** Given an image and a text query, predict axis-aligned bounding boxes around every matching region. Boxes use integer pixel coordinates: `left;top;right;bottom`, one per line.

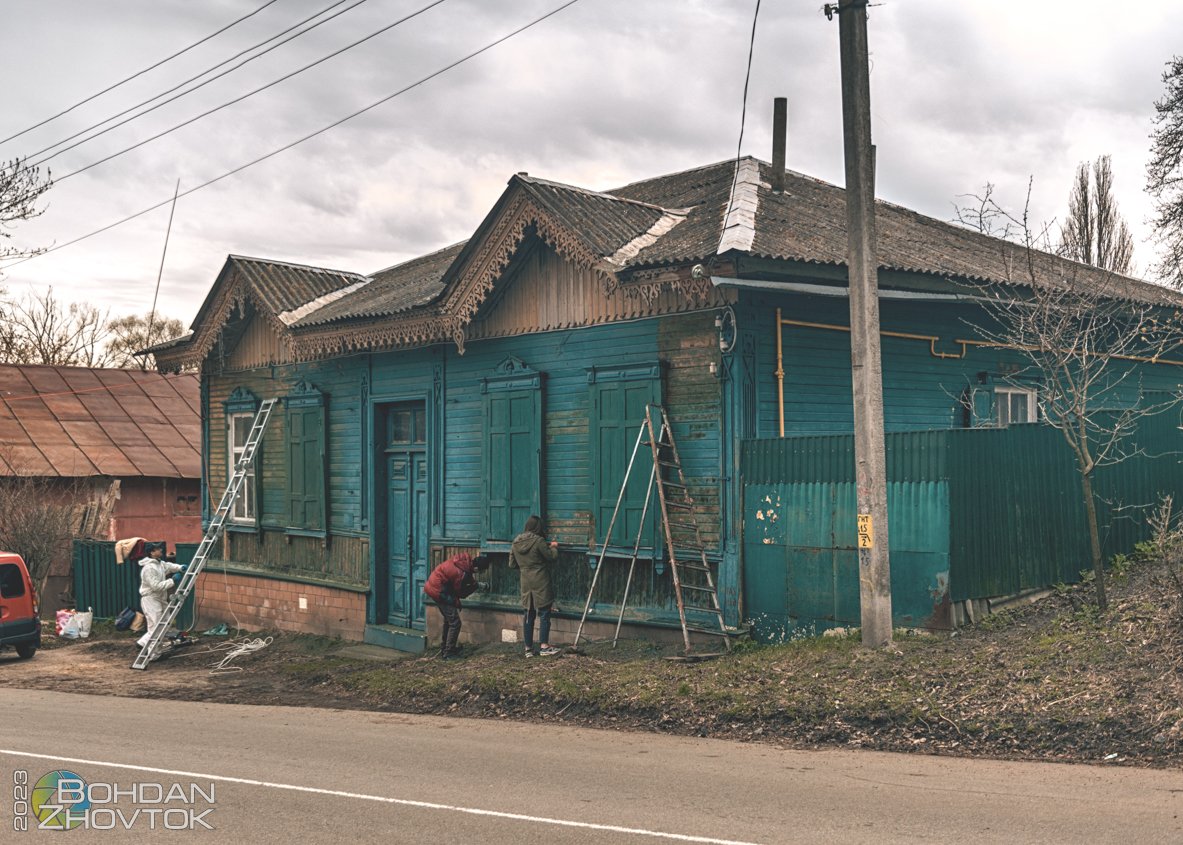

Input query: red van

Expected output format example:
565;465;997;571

0;552;39;660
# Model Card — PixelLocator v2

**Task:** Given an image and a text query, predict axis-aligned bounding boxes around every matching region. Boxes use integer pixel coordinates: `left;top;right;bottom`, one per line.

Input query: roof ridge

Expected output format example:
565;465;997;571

514;173;678;214
368;239;469;277
608;156;762;195
228;254;366;278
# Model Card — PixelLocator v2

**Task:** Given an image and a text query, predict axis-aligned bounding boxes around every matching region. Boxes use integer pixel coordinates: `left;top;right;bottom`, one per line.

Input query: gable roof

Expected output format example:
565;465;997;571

160;156;1180;369
0;365;201;479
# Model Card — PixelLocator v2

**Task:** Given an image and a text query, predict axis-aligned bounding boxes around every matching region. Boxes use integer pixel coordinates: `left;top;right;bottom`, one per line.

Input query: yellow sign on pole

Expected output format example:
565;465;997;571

857;513;873;549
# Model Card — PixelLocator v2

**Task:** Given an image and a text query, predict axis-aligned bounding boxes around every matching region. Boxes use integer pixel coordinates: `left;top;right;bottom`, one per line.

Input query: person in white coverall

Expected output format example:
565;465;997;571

137;543;182;647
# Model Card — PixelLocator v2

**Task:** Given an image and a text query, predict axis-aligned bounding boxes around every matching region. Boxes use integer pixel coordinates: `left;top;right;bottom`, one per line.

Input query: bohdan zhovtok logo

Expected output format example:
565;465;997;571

31;770;89;830
25;768;215;831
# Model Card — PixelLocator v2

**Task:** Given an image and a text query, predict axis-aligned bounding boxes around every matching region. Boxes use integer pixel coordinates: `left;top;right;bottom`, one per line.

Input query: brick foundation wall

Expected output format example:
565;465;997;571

196;571;366;641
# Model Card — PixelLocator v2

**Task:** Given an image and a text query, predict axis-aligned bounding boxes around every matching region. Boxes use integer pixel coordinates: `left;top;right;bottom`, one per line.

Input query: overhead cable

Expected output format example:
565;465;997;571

25;0;369;167
0;0;285;147
721;0;762;236
47;0;450;184
0;0;584;269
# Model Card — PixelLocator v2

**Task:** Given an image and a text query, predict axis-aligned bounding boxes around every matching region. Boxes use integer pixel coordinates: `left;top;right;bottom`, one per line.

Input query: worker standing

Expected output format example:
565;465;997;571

136;543;183;648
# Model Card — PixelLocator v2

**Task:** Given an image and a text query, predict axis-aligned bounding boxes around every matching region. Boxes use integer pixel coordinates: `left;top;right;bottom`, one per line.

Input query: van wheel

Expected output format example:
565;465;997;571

15;644;36;660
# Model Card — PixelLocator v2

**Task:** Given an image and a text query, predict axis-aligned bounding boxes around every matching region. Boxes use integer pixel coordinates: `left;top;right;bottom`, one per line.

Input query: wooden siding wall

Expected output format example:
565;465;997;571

751;291;1183;437
433;312;723;550
224;531;369;585
225;314;290;370
469;242;732;340
207;357;368;586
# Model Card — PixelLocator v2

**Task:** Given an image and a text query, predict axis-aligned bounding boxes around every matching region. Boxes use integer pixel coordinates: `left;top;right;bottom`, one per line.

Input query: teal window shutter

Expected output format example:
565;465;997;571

481;358;543;543
285;381;326;532
587;363;663;550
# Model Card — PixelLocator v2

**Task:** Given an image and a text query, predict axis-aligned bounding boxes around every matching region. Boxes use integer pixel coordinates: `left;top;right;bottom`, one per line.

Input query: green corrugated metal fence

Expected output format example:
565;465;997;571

740;413;1183;638
72;541;196;629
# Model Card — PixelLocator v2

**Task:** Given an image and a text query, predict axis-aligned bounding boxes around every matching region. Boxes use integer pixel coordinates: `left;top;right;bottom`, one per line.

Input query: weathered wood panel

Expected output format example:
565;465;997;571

224;313;291;371
469;241;731;340
221;530;369;586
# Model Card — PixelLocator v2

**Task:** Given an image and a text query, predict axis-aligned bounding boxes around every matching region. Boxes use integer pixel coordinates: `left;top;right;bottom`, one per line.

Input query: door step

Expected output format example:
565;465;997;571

364;624;427;655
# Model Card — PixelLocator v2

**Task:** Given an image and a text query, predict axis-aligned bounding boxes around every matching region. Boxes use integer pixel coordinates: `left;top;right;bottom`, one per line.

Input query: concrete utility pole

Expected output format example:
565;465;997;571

834;0;892;646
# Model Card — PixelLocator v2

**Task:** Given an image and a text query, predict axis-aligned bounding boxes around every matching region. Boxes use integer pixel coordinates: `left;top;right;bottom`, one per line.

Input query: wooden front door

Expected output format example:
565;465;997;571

384;402;429;629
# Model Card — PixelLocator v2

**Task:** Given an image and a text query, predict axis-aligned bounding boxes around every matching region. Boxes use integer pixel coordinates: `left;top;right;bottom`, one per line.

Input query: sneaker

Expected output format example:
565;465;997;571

538;645;561;656
524;648;536;658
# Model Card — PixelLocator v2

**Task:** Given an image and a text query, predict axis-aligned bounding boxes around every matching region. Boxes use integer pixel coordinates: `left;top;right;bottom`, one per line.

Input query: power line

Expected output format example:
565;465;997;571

0;0;585;270
0;0;285;147
25;0;368;168
49;0;450;185
722;0;762;233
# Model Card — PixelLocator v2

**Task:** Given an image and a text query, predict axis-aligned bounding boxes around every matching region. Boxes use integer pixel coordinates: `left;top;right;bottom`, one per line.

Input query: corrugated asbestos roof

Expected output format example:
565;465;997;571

0;365;201;479
294;241;466;328
295;176;673;328
228;256;367;314
612;158;1178;304
167;156;1178;359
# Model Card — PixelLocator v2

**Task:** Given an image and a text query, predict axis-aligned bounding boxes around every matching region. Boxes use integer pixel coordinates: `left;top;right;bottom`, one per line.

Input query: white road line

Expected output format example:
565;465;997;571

0;749;763;845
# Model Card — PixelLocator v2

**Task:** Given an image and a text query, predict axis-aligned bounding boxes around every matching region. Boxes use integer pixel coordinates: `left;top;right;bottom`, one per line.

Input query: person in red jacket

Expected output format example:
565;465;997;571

424;553;490;659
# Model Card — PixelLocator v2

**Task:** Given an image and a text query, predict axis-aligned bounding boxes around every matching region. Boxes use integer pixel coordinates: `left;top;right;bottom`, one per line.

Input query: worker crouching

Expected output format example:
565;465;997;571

424;553;490;659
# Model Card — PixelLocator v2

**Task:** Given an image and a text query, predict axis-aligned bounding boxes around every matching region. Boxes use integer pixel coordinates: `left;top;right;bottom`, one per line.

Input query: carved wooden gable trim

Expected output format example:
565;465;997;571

182;264;292;370
440;189;615;353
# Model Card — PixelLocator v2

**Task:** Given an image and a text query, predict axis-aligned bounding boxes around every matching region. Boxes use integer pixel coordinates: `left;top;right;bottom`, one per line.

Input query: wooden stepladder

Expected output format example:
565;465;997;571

130;399;276;670
574;404;730;654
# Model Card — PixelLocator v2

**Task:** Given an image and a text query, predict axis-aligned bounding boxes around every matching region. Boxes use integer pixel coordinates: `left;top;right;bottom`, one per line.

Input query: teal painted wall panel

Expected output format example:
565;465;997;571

745;290;1183;439
741;479;951;639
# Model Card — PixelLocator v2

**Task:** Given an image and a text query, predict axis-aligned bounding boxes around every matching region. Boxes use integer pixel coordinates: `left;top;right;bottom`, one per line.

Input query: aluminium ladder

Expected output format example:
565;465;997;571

131;398;276;670
574;404;730;654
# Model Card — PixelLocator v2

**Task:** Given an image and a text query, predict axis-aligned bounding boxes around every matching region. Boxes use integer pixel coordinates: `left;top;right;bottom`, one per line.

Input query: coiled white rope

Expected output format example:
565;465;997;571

208;636;273;674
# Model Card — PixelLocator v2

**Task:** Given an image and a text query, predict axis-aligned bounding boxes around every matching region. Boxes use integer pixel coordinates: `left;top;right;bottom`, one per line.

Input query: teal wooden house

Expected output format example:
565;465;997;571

154;153;1183;648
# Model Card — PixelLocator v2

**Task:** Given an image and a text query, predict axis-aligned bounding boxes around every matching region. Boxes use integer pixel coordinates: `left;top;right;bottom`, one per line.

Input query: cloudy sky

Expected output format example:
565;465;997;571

1;0;1180;327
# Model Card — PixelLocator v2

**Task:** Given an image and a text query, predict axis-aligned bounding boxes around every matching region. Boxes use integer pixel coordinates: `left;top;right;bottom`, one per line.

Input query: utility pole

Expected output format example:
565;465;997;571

831;0;892;646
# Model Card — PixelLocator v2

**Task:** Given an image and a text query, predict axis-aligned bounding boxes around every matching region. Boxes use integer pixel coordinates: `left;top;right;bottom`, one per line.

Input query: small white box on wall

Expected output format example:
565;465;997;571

501;628;518;643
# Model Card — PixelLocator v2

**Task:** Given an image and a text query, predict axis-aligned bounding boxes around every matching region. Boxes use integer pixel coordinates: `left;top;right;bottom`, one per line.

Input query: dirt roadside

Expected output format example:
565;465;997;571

4;558;1181;769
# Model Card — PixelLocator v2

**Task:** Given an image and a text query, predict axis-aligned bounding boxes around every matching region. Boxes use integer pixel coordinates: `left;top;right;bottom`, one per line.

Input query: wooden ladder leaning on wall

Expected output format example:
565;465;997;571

573;404;731;655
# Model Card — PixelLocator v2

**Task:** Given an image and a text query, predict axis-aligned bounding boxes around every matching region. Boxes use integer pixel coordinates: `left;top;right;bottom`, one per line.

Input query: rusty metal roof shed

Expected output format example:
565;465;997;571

0;365;200;479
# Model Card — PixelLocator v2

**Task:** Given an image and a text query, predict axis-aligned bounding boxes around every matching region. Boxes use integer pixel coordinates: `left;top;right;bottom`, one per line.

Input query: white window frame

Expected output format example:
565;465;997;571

228;412;257;524
995;386;1038;426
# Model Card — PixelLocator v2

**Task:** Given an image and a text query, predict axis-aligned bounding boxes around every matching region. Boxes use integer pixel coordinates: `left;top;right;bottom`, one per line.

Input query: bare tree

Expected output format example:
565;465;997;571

0;158;52;271
1060;155;1135;276
105;312;186;370
0;287;111;366
956;183;1183;611
0;472;87;600
1149;56;1183;290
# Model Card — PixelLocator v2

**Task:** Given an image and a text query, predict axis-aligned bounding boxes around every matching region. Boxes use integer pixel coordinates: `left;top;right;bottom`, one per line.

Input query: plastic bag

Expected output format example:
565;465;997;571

55;609;77;637
74;609;93;639
58;610;80;639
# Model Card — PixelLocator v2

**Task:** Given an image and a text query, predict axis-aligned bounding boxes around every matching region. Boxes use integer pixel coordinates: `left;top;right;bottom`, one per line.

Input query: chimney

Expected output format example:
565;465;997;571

771;97;787;194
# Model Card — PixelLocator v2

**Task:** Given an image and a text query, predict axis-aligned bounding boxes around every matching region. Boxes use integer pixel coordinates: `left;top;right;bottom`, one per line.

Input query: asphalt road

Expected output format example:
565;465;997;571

1;688;1180;844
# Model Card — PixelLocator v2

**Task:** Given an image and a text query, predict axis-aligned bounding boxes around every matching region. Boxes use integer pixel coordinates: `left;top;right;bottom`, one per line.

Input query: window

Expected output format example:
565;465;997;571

228;412;257;523
285;381;326;532
482;358;542;542
588;363;663;550
389;405;427;447
0;563;26;599
224;387;262;526
995;387;1037;426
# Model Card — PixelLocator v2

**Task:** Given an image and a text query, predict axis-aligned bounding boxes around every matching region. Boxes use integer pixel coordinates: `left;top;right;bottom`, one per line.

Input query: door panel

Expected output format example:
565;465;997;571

410;453;428;628
387;454;411;626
